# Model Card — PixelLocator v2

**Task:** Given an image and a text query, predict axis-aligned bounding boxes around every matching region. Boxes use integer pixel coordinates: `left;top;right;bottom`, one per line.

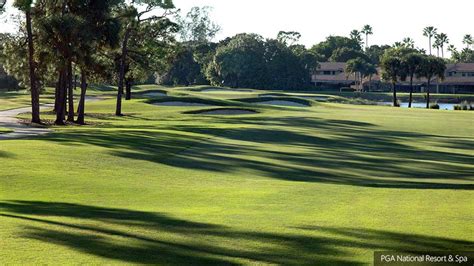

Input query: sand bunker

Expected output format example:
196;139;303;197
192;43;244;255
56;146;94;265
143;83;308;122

299;96;329;101
257;100;309;107
143;92;167;97
153;101;211;107
190;108;258;115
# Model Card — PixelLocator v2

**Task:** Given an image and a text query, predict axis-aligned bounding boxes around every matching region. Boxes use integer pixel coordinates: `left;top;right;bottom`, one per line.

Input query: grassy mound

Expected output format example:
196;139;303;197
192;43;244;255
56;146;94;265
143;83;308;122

136;89;168;97
147;96;236;107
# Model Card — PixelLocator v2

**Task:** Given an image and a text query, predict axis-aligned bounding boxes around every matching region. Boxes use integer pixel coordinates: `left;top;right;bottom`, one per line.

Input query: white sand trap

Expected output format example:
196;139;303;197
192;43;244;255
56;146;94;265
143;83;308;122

299;96;329;101
143;92;167;97
197;109;257;115
153;101;211;107
257;100;308;107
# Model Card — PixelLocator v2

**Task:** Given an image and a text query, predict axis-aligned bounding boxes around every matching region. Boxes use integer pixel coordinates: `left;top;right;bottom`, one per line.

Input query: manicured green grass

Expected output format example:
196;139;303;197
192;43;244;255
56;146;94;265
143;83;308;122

1;86;473;264
0;90;56;111
0;127;13;134
309;91;474;103
0;91;35;111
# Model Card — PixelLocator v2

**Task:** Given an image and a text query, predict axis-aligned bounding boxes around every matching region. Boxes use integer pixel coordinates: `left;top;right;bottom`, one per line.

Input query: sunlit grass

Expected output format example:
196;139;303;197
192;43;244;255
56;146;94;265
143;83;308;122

1;86;473;264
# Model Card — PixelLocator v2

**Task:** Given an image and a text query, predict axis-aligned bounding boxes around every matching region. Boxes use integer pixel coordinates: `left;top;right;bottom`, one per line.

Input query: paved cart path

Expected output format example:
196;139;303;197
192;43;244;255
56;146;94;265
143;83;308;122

0;97;104;140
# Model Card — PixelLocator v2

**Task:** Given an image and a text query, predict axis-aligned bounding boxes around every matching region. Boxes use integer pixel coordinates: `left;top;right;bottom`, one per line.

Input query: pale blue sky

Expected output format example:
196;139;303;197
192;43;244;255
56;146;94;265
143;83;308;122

2;0;473;54
173;0;473;54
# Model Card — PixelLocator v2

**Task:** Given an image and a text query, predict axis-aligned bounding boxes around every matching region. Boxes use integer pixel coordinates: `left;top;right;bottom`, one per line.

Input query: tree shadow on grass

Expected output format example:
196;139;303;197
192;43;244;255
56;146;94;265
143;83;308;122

39;116;474;190
0;151;16;158
1;201;472;265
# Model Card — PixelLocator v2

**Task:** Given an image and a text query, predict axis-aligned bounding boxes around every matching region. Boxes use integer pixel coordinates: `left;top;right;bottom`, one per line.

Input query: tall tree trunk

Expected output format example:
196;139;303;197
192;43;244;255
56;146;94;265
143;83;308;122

76;70;87;125
392;82;398;107
368;75;372;92
54;73;61;113
426;80;431;109
116;27;131;116
67;59;74;122
366;34;368;51
55;68;67;125
429;37;432;55
125;78;132;100
26;10;41;124
409;76;414;108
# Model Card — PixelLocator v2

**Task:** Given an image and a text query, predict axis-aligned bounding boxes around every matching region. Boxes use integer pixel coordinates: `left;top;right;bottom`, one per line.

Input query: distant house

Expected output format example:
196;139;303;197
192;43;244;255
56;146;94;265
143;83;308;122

312;62;356;90
442;63;474;93
312;62;474;94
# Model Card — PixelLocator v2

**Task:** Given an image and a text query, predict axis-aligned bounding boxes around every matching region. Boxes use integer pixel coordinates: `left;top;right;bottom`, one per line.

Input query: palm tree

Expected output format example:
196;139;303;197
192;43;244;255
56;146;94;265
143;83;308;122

447;44;457;54
393;42;403;48
361;25;373;50
463;34;473;49
380;52;403;107
363;63;378;92
401;53;424;108
448;45;460;62
436;33;449;58
418;48;427;54
13;0;41;124
418;56;446;108
345;58;364;91
403;37;415;48
350;29;363;47
423;26;437;55
433;37;441;57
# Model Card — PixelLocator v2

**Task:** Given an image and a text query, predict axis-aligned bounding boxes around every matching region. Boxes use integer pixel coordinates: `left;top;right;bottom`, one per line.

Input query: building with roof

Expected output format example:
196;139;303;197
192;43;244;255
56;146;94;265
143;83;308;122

312;62;474;94
312;62;357;90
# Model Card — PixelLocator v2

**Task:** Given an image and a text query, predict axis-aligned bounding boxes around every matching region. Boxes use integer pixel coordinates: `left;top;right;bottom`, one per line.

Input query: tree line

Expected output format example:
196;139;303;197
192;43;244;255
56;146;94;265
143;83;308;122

1;3;473;125
161;22;474;94
0;0;178;125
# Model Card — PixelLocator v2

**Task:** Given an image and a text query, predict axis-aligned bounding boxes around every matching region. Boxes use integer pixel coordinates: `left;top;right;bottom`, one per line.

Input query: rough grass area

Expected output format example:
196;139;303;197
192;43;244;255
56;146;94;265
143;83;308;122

0;86;473;264
0;90;55;111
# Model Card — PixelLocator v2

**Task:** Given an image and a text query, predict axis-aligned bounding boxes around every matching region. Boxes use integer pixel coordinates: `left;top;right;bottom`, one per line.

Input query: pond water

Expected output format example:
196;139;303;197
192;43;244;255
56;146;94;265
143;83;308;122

379;102;457;110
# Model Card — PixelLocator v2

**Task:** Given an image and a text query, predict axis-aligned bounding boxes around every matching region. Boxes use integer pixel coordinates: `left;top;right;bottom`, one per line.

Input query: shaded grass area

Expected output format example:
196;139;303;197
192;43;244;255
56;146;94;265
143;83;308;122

146;96;239;107
236;96;313;106
0;90;55;111
1;86;473;264
183;107;259;115
1;201;472;265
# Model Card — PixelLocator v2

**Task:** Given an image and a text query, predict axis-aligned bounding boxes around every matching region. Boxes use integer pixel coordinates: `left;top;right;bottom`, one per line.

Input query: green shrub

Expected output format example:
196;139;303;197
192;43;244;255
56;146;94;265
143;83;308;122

454;101;473;111
430;103;440;109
